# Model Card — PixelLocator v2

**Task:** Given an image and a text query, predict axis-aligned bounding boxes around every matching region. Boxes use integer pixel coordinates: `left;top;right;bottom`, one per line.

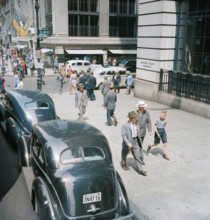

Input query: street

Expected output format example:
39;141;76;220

0;74;210;220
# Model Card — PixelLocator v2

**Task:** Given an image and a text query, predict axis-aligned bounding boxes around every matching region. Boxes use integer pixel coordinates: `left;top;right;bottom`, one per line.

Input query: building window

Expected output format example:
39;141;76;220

69;0;78;11
109;0;137;37
178;0;210;75
79;0;88;11
110;0;137;14
69;15;99;37
109;17;136;37
68;0;99;37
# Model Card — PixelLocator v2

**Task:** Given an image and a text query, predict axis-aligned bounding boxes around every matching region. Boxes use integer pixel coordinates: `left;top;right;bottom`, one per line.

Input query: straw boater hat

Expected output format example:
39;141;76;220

127;111;137;118
136;100;147;107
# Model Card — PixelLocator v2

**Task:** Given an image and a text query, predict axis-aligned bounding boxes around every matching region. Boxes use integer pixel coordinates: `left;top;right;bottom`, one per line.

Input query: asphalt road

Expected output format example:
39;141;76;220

4;75;69;94
0;126;37;220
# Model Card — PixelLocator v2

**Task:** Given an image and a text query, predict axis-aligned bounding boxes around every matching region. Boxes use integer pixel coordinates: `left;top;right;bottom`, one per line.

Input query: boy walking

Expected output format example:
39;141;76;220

147;111;169;160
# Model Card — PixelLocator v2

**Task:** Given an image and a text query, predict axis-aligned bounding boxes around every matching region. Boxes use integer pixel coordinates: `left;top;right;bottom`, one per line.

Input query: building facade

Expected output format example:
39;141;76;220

1;0;138;64
135;0;210;118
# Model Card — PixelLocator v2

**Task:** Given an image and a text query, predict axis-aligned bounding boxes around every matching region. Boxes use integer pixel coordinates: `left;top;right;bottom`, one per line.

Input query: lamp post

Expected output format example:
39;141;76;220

35;0;40;50
34;0;42;90
0;37;4;67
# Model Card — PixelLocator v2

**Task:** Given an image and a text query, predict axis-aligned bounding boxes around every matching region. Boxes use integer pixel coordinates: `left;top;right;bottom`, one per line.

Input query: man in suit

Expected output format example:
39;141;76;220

104;86;118;126
121;111;147;176
79;70;86;88
101;76;111;106
136;100;152;143
88;72;96;101
112;70;121;93
75;84;88;120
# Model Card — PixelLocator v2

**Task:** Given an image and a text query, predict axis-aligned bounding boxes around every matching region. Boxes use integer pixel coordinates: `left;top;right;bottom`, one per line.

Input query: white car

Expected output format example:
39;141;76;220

94;66;135;89
66;60;91;74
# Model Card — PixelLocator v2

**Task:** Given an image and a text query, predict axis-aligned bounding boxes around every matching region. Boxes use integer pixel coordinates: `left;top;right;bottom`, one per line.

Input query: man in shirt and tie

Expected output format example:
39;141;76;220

121;111;147;176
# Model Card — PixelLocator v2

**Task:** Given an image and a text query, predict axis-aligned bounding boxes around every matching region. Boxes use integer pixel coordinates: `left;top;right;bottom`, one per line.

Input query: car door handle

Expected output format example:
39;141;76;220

11;125;15;128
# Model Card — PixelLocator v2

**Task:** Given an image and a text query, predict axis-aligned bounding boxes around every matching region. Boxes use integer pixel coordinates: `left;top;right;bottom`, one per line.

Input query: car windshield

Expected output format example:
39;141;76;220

60;146;105;164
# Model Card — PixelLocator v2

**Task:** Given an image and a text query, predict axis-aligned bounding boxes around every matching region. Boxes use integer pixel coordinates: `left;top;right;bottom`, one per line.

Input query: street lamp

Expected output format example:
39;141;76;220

35;0;40;50
0;37;4;67
34;0;42;90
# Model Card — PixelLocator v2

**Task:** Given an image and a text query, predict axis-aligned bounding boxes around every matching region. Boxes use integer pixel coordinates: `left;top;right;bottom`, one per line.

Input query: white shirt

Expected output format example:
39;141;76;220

17;81;24;89
130;123;137;138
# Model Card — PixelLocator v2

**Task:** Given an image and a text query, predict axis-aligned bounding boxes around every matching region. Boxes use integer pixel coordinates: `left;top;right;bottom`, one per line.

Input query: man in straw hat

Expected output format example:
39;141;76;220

136;100;152;146
75;84;88;120
121;111;147;176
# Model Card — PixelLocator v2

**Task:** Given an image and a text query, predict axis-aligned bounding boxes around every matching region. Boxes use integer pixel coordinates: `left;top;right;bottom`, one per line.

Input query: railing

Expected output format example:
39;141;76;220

159;69;210;104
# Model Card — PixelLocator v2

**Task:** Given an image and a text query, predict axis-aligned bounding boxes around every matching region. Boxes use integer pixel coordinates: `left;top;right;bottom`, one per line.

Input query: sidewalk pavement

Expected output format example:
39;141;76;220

50;90;210;220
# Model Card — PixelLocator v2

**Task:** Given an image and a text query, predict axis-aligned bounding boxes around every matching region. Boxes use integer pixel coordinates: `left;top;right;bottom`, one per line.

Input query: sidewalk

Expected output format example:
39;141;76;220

50;90;210;220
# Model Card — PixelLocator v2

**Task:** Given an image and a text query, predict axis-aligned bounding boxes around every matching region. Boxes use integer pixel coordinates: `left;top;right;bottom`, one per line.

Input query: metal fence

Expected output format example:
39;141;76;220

159;69;210;104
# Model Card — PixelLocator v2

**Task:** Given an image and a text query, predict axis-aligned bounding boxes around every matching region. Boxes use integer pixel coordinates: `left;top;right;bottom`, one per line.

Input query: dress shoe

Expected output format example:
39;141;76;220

147;145;151;153
137;170;147;176
163;154;170;160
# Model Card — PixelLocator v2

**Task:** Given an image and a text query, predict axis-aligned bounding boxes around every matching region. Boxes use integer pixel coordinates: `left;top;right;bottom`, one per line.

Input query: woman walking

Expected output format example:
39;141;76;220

125;72;133;95
69;70;77;94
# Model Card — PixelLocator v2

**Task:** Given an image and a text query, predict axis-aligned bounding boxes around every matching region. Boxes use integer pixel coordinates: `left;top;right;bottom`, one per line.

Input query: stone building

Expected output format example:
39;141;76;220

1;0;138;64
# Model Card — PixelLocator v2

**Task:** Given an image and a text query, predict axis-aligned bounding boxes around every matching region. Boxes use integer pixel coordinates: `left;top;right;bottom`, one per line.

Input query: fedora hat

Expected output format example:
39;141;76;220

127;111;137;118
136;100;147;107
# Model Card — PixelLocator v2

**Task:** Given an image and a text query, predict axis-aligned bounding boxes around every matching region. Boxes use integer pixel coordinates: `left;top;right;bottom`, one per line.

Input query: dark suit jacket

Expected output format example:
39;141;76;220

112;74;121;85
88;76;96;89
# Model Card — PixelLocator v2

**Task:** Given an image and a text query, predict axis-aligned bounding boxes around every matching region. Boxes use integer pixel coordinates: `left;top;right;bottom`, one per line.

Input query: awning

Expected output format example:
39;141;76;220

41;48;53;53
65;50;107;55
109;50;137;54
15;44;27;50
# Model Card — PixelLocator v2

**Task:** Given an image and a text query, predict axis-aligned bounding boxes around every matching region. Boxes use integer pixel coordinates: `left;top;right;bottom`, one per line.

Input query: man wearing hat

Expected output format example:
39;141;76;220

121;111;147;176
104;86;118;126
136;100;152;143
101;76;111;106
75;84;88;120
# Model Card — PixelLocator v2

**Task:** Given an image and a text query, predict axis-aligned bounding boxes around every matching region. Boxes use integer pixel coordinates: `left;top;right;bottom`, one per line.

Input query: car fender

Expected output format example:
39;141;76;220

6;117;19;144
0;102;5;122
116;171;131;216
32;177;59;220
17;135;31;167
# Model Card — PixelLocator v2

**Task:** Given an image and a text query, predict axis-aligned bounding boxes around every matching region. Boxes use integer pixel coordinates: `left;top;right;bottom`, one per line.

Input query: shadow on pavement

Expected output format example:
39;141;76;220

0;127;21;201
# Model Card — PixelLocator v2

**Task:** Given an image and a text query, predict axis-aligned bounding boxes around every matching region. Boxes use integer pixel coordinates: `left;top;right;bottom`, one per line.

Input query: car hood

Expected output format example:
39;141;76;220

54;162;117;218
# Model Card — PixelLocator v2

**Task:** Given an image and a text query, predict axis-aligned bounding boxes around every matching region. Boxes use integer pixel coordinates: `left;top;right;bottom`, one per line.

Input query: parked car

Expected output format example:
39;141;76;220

30;119;133;220
0;90;57;167
94;66;135;89
119;58;136;73
66;60;91;74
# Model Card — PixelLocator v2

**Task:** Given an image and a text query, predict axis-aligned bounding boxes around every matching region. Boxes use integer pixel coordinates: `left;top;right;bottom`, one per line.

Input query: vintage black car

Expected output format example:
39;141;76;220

0;89;57;166
30;120;133;220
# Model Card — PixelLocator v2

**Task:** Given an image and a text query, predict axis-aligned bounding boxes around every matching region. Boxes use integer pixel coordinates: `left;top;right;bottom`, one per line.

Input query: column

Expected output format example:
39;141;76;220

134;0;188;101
99;0;109;37
52;0;68;37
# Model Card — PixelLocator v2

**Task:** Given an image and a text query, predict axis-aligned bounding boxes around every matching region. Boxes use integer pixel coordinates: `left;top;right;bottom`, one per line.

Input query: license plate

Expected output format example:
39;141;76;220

83;192;102;204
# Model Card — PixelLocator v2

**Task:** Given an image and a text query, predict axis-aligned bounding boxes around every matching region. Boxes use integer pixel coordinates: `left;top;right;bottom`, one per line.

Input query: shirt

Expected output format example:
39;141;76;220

155;119;167;129
14;75;19;87
17;81;24;89
130;123;137;138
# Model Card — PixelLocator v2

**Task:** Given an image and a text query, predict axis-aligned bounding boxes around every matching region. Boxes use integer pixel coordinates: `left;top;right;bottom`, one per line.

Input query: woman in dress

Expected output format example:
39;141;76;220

69;70;77;94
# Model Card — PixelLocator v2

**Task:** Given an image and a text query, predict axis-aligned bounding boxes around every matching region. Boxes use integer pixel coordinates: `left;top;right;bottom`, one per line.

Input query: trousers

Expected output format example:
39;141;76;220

122;140;144;171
